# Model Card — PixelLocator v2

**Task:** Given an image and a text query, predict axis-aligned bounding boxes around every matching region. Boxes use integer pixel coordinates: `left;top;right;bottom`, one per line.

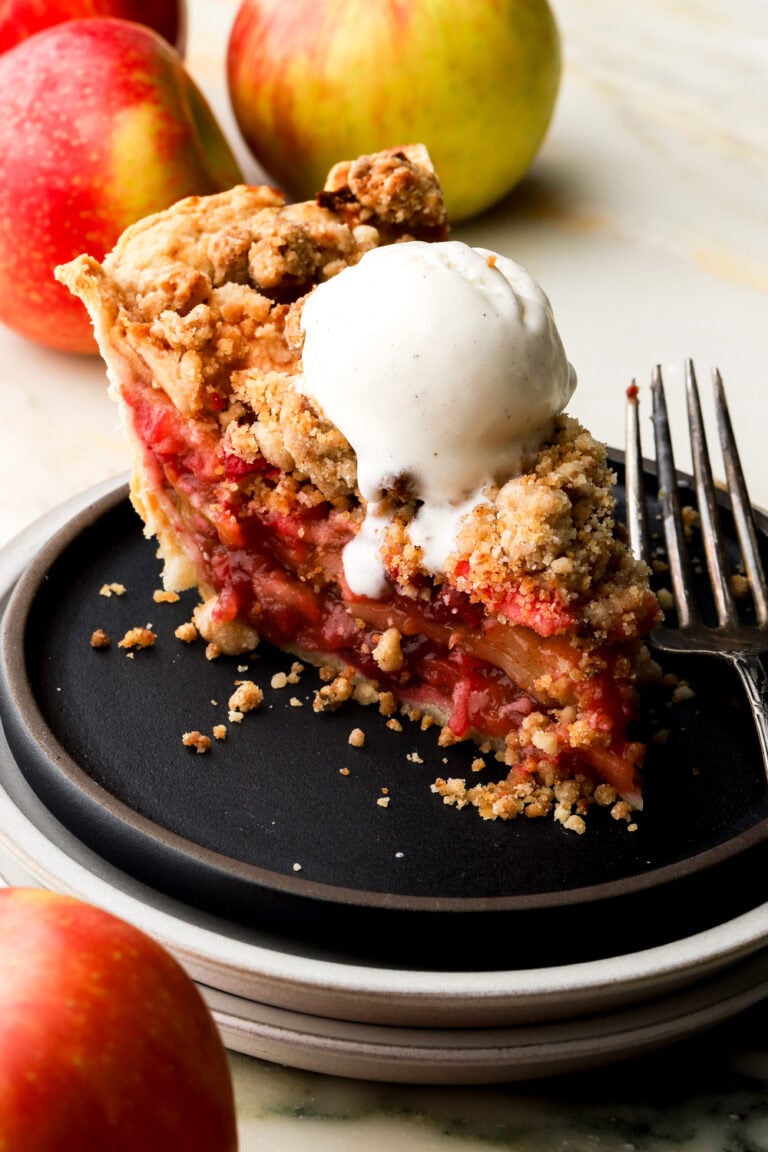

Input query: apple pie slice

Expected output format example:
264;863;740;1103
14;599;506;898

58;144;660;822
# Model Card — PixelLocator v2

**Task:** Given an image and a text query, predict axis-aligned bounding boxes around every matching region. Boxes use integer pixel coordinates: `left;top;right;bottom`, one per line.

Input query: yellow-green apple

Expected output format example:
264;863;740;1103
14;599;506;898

226;0;562;223
0;0;186;55
0;888;238;1151
0;18;242;354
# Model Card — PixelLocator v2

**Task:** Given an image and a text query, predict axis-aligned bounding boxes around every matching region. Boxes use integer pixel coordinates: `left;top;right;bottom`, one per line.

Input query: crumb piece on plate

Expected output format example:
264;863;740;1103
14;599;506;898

90;628;110;649
348;727;365;747
594;783;618;807
182;731;211;753
175;621;198;643
118;626;156;650
354;681;379;706
314;670;355;713
99;582;126;597
378;691;397;717
153;589;180;603
228;680;264;714
611;801;632;821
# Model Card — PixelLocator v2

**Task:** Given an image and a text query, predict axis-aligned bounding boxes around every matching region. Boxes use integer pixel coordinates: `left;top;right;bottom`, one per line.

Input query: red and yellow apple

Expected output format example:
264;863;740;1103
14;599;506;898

0;18;243;354
0;888;238;1151
227;0;562;223
0;0;186;56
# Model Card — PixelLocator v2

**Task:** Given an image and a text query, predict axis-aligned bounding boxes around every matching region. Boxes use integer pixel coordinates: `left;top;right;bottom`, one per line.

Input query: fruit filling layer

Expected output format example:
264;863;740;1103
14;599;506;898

126;379;646;803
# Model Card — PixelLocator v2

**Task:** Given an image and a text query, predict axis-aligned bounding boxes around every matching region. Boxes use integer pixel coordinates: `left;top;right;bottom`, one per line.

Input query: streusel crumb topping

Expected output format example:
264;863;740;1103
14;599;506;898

57;145;447;419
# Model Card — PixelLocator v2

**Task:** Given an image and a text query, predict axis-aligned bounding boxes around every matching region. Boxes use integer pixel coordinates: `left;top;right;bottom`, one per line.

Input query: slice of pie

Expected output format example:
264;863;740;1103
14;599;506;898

57;144;660;824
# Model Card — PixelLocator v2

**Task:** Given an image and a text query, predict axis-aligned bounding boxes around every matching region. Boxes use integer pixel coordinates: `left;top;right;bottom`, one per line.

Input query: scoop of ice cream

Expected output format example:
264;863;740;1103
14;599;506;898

299;239;576;598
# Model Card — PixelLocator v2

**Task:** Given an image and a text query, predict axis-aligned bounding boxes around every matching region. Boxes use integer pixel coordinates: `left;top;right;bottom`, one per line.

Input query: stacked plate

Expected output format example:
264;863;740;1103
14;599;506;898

1;474;767;1084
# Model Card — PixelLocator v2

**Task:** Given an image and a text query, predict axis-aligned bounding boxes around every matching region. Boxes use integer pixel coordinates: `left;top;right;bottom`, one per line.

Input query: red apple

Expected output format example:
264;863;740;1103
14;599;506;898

227;0;561;223
0;0;186;56
0;18;243;354
0;888;238;1150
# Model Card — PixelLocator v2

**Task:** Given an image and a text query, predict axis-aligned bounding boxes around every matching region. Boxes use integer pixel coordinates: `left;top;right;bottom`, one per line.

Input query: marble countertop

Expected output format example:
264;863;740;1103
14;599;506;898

228;1010;768;1150
1;0;767;1146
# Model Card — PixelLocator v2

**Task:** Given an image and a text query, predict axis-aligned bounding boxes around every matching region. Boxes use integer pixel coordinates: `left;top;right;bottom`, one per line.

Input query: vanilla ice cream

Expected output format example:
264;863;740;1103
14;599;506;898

299;239;576;598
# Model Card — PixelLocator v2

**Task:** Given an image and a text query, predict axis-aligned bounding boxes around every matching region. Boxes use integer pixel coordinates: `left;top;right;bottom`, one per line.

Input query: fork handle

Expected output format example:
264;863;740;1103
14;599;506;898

729;653;768;784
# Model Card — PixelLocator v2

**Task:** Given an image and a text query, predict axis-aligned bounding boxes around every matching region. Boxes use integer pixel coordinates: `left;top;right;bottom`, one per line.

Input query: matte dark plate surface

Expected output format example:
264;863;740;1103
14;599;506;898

2;460;768;969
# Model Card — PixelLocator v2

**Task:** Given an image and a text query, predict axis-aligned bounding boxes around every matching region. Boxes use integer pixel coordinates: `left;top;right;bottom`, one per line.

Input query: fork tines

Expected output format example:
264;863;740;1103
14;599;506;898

712;368;768;627
626;360;768;630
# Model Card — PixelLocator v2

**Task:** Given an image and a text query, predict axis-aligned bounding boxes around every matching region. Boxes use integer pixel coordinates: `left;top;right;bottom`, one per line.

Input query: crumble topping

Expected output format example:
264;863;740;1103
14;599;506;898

153;589;180;603
100;582;126;597
182;731;211;754
314;670;355;713
193;600;260;655
372;627;404;674
175;621;198;643
117;626;156;650
57;144;447;419
322;147;447;230
228;680;264;715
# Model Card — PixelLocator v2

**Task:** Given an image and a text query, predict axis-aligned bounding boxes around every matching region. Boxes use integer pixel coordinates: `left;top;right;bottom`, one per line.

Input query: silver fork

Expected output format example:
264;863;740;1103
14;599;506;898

625;360;768;780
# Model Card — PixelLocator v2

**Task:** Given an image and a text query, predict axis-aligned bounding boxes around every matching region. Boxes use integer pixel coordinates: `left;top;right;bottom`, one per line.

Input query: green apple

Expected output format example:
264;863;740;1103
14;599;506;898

0;888;238;1150
0;18;243;354
227;0;561;222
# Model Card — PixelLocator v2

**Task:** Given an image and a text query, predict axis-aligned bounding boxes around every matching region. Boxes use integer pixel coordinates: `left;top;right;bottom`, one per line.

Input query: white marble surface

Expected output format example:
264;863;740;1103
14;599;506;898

2;0;768;1146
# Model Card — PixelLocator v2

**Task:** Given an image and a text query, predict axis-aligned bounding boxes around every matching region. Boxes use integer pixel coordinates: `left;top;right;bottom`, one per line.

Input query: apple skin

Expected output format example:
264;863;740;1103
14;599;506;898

0;0;186;56
0;18;243;354
0;888;238;1151
227;0;561;223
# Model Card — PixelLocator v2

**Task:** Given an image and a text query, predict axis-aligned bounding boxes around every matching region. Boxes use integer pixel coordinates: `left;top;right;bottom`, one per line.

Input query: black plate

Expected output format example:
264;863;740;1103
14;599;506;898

1;460;768;970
